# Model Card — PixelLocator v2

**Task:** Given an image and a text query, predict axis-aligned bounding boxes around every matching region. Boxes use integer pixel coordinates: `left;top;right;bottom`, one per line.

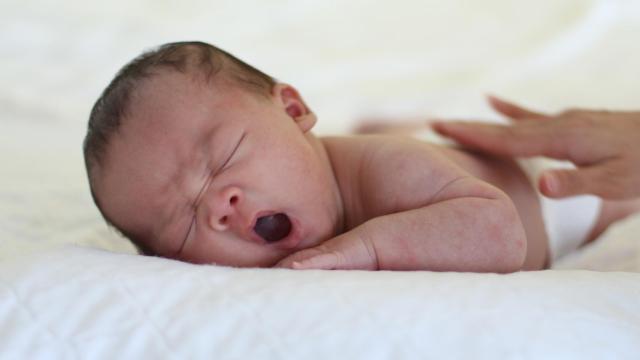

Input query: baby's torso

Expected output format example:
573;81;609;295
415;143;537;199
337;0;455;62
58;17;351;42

321;134;548;270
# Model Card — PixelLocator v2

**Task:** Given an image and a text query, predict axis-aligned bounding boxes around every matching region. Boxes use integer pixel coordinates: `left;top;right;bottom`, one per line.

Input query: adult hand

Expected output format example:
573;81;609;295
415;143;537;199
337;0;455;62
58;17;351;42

432;96;640;200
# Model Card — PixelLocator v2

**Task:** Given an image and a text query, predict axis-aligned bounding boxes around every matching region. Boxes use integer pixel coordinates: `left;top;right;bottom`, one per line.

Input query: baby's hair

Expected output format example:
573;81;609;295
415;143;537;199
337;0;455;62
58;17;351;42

83;41;276;255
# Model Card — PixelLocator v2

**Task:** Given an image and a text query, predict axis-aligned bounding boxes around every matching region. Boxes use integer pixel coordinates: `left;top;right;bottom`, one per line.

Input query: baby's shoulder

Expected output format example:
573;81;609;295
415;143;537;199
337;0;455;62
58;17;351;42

323;134;452;171
322;135;467;212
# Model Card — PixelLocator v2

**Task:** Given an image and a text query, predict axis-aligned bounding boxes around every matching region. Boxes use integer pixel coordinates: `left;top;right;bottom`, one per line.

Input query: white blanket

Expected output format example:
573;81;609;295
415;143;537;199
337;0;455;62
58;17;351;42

1;245;639;359
2;0;640;358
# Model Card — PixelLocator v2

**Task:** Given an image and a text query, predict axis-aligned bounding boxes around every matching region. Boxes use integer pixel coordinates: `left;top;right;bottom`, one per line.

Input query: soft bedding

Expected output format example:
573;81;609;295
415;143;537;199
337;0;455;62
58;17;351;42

1;245;639;359
2;0;640;358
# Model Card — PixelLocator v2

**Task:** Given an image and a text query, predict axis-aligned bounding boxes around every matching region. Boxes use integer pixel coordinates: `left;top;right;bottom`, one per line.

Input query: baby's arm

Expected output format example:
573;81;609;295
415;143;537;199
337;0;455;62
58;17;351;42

277;177;527;273
366;177;526;272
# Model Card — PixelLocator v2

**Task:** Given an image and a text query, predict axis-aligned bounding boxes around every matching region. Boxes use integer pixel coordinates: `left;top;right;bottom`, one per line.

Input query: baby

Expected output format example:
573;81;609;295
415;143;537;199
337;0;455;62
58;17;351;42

83;41;638;272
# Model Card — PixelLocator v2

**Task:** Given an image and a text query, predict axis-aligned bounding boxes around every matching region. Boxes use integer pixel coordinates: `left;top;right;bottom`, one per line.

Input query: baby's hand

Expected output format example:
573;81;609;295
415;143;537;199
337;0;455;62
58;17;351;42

275;227;379;270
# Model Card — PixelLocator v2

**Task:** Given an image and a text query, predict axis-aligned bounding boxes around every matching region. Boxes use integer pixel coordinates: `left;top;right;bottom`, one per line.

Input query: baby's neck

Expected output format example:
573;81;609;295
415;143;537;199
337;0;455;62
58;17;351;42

314;134;370;232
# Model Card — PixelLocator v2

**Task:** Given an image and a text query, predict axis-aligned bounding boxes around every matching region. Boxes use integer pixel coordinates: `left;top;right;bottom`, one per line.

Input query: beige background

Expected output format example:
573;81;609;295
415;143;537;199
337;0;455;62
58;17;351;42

1;0;639;268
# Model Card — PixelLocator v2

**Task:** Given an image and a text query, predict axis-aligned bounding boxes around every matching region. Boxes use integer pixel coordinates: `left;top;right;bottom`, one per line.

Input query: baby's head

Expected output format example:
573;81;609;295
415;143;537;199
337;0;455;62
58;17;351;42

84;41;343;267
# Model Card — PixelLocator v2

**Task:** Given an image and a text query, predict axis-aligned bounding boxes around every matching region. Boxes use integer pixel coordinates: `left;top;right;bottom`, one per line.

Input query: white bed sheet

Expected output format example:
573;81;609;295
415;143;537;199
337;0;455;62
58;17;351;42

2;0;640;358
1;245;640;359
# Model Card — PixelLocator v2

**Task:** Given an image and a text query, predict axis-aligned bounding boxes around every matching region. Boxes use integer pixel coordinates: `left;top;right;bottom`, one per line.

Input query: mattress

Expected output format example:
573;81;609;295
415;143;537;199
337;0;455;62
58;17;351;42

1;0;640;358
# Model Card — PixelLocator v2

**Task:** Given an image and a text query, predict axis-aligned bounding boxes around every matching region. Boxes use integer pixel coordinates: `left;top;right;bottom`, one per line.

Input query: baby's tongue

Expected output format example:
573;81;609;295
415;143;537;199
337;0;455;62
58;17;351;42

254;213;292;243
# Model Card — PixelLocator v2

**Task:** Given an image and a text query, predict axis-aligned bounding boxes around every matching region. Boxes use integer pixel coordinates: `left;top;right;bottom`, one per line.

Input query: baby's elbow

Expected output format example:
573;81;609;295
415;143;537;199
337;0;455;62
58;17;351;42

497;237;527;273
487;197;527;273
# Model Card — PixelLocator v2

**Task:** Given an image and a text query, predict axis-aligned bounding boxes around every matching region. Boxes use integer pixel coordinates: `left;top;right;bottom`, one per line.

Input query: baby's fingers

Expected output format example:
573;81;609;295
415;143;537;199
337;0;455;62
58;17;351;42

291;252;343;270
276;249;345;270
275;228;378;270
274;248;324;268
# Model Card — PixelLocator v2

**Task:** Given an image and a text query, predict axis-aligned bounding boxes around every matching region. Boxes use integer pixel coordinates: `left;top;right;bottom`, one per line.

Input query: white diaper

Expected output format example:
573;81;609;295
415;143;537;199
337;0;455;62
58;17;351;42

517;158;601;262
412;128;601;263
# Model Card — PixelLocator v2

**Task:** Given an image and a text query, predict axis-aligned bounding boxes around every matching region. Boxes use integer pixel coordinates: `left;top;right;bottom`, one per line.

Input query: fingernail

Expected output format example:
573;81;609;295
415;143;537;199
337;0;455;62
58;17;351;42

542;172;559;194
432;121;453;128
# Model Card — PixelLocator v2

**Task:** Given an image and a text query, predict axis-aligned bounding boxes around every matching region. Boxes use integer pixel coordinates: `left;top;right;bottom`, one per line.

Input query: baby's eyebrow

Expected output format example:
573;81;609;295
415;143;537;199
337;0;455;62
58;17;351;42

183;130;247;213
167;128;224;254
192;166;216;210
169;129;247;254
158;134;210;255
173;124;220;205
173;166;216;256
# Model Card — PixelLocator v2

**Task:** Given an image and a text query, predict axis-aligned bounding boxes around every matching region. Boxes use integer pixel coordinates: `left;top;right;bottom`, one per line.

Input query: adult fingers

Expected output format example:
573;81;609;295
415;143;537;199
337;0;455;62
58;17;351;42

539;162;630;199
431;121;570;159
488;95;550;121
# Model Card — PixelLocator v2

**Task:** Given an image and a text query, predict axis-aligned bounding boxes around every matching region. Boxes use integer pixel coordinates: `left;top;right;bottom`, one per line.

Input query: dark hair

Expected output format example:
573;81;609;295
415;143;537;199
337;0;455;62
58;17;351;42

83;41;276;255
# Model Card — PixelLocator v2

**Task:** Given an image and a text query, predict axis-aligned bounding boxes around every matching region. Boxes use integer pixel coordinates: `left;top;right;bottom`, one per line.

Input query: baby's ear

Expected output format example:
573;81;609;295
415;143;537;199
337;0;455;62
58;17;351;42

272;83;317;133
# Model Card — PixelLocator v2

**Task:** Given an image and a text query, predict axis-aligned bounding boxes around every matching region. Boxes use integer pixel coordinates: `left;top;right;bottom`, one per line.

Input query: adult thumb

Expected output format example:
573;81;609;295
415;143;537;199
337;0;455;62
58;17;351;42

539;168;601;198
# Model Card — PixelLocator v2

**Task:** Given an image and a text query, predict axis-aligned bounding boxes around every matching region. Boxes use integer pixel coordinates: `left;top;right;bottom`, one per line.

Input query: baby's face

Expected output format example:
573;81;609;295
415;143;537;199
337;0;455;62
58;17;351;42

96;71;343;267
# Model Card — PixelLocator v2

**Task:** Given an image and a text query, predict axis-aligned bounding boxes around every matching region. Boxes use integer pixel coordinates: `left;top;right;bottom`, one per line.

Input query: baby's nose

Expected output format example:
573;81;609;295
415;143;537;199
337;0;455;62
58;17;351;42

206;186;243;232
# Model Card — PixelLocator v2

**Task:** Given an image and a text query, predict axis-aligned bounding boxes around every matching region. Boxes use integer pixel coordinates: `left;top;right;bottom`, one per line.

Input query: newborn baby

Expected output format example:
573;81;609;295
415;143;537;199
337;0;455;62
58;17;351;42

83;41;638;272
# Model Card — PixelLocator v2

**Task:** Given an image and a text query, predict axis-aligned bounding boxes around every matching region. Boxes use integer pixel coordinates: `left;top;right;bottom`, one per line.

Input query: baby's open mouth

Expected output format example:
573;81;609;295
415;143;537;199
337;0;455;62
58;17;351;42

253;213;292;243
